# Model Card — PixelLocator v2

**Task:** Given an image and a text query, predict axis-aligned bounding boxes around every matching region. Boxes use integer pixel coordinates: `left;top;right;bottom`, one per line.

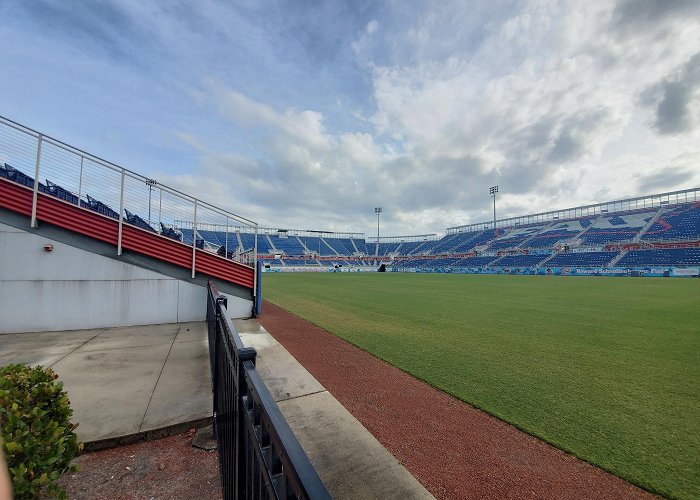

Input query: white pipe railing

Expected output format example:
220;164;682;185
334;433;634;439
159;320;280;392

0;114;258;271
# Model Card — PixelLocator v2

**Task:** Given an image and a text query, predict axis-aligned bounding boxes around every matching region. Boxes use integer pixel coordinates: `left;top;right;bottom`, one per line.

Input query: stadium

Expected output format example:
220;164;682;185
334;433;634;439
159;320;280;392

0;114;698;500
1;2;700;500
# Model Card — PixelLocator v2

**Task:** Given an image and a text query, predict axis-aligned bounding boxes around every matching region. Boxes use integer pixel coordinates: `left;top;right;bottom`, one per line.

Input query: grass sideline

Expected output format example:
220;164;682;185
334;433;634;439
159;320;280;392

263;272;700;499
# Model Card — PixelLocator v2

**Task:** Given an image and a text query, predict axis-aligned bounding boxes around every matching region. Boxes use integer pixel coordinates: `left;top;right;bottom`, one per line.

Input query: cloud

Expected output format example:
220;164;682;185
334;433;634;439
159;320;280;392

7;0;151;63
2;0;700;237
611;0;700;32
637;168;696;193
642;53;700;135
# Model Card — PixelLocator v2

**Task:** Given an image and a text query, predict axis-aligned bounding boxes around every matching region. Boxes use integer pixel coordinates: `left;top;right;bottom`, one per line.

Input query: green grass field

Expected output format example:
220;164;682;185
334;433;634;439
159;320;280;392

264;272;700;499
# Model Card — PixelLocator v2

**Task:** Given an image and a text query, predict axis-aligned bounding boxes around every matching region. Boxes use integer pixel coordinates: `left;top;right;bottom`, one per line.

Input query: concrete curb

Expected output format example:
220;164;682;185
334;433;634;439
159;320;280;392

82;416;213;452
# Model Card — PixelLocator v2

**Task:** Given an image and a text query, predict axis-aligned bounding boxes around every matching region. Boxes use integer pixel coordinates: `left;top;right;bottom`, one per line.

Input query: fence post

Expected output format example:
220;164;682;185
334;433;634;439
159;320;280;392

77;156;84;204
255;260;263;317
212;295;227;409
192;200;198;279
235;347;257;500
30;134;43;228
117;168;125;255
253;225;258;287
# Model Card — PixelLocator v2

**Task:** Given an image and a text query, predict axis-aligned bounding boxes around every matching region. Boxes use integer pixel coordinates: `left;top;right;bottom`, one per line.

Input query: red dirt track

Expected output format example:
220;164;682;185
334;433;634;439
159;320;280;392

260;300;654;500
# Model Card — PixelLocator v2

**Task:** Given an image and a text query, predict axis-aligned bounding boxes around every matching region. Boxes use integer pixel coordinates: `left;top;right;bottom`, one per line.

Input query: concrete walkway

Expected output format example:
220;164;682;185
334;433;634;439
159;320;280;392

234;318;434;500
1;319;433;498
0;322;211;447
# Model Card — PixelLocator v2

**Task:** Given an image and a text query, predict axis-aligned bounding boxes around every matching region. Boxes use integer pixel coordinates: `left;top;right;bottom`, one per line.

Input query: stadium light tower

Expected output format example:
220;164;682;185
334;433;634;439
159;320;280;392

489;185;498;229
374;207;382;242
146;178;157;224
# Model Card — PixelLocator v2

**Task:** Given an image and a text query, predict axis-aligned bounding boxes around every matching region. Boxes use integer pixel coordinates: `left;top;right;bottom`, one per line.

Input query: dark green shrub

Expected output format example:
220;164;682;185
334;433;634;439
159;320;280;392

0;364;83;499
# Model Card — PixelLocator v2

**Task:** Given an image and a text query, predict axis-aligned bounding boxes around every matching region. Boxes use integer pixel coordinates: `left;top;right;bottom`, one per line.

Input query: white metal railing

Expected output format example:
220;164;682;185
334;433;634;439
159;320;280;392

447;187;700;234
366;233;438;244
0;115;258;279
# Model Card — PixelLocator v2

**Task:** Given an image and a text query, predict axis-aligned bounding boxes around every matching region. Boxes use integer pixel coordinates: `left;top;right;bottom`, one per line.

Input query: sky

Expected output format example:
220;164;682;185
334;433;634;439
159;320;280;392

1;0;699;237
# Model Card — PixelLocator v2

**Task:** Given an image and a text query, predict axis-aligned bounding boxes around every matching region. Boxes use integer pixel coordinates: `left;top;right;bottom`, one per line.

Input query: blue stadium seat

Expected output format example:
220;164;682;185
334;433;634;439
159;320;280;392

44;180;79;205
581;210;656;245
641;203;700;241
160;223;182;242
546;251;618;267
1;163;45;191
493;254;548;267
269;234;307;255
82;194;119;219
526;217;596;248
487;223;548;250
124;209;156;233
616;248;700;266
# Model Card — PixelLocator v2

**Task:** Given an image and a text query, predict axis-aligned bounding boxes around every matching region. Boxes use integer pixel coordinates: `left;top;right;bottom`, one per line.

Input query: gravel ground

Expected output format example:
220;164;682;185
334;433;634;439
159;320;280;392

260;300;655;500
57;429;221;500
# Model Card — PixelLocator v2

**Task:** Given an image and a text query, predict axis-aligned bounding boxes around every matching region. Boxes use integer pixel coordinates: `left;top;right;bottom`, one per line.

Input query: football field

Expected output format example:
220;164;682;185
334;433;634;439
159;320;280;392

263;272;700;499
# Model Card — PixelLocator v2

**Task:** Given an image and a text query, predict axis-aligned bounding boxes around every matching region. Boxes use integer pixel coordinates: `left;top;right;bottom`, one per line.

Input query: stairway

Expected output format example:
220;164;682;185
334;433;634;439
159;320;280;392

536;252;557;266
517;220;558;249
608;250;628;267
633;206;667;242
570;215;603;245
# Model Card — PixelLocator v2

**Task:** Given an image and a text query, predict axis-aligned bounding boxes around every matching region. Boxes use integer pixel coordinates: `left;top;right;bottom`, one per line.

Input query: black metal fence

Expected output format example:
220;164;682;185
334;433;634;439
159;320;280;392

207;281;331;499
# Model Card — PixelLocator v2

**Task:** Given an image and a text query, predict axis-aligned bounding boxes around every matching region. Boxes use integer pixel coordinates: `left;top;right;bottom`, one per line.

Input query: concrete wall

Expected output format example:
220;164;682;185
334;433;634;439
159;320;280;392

0;222;252;333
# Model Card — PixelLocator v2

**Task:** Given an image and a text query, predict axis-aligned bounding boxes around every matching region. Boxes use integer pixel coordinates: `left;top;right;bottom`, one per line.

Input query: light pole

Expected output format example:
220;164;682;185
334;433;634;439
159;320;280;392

146;178;157;224
374;207;382;243
489;185;498;230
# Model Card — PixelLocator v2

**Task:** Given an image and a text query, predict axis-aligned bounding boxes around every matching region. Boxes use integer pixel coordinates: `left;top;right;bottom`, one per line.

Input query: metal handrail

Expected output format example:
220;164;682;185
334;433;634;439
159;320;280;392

0;115;259;274
0;114;257;226
447;187;700;234
207;282;330;499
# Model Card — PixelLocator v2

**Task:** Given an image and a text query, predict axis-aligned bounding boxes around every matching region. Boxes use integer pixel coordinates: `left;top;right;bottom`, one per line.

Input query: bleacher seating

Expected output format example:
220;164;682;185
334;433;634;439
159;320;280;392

3;156;698;272
322;238;349;255
268;234;306;255
297;236;336;256
364;242;378;256
488;223;548;250
616;248;700;266
377;242;402;255
641;203;700;241
395;241;422;255
44;180;79;205
454;256;499;267
546;251;618;267
82;194;119;219
580;210;656;245
1;163;44;190
124;209;157;233
160;223;182;242
238;232;256;252
493;254;548;267
428;232;471;254
526;218;595;248
461;229;502;251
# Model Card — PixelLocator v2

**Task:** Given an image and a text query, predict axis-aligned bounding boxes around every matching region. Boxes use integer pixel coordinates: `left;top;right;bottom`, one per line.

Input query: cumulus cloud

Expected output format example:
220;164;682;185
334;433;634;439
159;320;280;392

2;0;700;236
641;53;700;135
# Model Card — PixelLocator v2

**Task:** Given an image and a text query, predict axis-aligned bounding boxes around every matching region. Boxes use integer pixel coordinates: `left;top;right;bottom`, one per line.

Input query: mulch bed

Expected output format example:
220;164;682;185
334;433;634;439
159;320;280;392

57;429;221;500
260;300;654;500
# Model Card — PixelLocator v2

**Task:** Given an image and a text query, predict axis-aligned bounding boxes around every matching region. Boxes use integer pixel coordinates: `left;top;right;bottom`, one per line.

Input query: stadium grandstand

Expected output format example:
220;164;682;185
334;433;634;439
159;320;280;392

171;189;699;277
0;115;698;279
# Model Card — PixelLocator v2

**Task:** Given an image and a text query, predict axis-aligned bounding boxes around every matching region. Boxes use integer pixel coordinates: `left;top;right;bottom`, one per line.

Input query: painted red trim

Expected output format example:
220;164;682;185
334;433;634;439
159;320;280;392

0;178;33;215
0;177;254;290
